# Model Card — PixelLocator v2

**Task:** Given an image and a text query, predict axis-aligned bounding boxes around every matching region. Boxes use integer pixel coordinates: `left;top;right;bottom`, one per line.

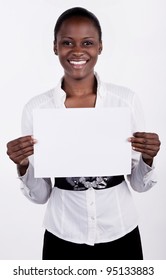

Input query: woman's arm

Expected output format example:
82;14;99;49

127;132;161;192
130;132;161;166
6;135;52;204
18;161;52;204
125;91;161;192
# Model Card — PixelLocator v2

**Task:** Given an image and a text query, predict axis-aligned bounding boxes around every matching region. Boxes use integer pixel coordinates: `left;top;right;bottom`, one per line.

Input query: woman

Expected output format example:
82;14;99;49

6;7;160;260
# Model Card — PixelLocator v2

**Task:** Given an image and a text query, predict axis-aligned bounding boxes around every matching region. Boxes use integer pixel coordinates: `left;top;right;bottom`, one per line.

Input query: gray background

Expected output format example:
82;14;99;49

0;0;165;259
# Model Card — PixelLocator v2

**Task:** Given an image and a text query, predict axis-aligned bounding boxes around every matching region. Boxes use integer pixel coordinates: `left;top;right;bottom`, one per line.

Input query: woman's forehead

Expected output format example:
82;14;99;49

57;17;99;38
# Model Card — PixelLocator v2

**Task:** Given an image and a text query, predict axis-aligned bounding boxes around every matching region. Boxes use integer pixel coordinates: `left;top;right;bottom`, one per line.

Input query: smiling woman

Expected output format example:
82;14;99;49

6;7;161;260
54;12;102;108
53;10;102;108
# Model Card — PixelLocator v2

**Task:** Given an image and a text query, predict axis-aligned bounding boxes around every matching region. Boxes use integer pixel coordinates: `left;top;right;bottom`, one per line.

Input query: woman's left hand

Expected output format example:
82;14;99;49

129;132;161;166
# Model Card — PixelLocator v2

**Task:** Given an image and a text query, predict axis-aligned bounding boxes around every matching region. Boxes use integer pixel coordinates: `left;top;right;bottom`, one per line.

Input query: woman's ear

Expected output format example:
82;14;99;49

98;48;102;54
98;42;103;54
53;42;58;55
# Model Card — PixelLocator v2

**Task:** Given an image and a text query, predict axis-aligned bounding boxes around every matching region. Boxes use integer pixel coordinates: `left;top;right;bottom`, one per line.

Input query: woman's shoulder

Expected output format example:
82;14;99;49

103;80;136;99
100;79;138;108
96;73;136;102
23;88;56;112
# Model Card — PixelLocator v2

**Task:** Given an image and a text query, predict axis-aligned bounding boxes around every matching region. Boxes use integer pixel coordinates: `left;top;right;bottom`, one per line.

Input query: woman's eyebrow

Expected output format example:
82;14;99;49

60;36;95;39
59;36;73;39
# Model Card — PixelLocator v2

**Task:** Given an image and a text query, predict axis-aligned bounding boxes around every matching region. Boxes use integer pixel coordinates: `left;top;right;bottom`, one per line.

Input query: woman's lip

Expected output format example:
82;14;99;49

68;60;87;65
67;60;88;69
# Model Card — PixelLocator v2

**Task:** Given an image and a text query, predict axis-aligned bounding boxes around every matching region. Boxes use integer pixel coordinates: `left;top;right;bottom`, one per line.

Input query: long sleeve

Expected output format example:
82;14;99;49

127;92;157;192
18;163;52;204
127;154;157;192
17;93;54;204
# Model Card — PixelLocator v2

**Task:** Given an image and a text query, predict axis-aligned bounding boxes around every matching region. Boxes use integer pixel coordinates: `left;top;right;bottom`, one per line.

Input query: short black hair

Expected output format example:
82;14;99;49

54;7;102;42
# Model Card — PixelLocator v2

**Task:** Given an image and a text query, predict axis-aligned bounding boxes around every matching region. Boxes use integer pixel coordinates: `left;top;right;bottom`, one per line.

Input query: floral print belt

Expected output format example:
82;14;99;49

54;176;125;191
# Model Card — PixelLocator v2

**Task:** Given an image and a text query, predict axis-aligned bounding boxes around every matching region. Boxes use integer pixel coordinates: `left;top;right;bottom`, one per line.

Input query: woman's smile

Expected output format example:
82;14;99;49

54;17;102;80
67;59;88;69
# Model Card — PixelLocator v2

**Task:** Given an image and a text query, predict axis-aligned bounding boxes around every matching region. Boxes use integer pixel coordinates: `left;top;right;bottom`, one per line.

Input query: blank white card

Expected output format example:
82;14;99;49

33;108;131;178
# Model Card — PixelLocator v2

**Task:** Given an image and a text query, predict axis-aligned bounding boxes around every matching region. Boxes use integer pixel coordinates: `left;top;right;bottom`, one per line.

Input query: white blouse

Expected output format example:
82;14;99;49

18;73;156;245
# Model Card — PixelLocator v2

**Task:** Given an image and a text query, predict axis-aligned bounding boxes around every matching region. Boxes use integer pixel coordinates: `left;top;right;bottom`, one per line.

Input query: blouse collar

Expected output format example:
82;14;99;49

53;72;104;108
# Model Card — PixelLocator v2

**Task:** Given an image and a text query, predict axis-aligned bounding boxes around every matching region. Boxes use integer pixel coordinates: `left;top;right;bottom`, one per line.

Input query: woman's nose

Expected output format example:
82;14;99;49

72;52;84;57
72;45;84;56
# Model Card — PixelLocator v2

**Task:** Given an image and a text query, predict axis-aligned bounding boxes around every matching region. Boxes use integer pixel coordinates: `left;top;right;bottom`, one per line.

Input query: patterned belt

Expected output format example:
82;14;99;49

55;176;125;191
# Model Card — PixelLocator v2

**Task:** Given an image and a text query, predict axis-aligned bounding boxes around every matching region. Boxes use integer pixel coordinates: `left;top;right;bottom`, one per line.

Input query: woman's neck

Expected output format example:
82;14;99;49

62;74;97;97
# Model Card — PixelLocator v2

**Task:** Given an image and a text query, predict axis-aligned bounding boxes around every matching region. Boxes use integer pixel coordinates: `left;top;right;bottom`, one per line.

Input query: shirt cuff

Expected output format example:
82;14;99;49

139;156;157;185
17;162;33;182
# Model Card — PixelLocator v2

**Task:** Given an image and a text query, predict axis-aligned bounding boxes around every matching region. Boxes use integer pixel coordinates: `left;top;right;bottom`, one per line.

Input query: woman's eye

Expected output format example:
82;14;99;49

62;41;73;46
83;41;93;46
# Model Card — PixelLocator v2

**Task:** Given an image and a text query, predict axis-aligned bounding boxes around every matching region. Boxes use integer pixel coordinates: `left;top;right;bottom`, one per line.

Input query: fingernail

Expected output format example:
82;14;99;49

31;136;37;143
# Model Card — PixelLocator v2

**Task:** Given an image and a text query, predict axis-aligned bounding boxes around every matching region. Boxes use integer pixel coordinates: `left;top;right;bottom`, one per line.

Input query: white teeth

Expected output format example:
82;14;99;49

69;60;86;65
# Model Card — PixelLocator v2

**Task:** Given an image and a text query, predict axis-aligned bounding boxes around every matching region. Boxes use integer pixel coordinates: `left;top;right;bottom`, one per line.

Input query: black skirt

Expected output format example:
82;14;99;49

42;226;143;260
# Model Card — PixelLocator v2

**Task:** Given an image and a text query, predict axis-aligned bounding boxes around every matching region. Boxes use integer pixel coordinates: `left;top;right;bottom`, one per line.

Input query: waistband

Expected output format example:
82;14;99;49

54;176;125;191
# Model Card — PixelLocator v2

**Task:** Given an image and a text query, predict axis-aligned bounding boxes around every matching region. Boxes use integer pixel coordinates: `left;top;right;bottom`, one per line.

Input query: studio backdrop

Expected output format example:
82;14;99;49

0;0;165;259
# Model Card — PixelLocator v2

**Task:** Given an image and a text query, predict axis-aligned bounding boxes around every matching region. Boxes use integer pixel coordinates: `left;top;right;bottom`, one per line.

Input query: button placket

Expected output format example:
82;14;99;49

86;187;97;245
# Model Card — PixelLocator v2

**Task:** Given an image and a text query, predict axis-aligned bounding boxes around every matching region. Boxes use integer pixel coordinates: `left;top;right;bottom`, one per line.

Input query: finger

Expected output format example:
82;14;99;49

131;139;160;150
132;144;159;153
132;141;159;149
130;132;161;159
9;149;34;165
133;132;159;140
7;136;37;154
19;158;29;166
132;142;160;157
130;133;160;144
132;147;157;157
7;136;33;148
9;146;34;158
7;141;33;154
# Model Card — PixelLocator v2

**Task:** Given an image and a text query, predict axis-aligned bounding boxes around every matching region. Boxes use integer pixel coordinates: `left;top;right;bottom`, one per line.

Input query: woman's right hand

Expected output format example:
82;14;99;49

6;136;37;175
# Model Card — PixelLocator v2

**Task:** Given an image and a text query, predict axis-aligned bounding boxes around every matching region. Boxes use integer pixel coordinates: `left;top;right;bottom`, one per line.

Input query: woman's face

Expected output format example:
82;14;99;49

54;17;102;81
